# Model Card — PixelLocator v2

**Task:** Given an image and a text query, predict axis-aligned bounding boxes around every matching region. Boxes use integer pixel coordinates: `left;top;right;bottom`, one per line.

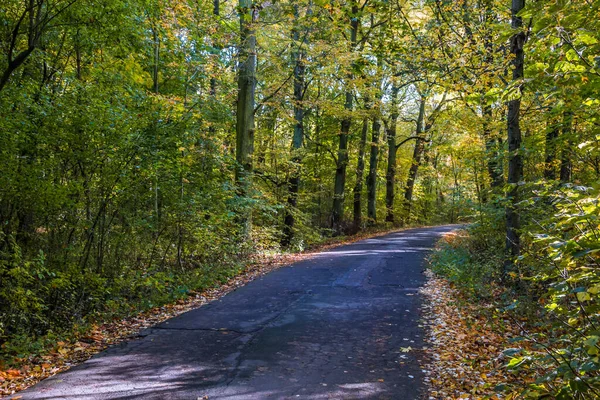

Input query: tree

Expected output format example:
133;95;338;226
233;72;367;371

352;117;369;229
331;0;359;233
504;0;525;268
235;0;258;235
282;3;310;246
0;0;79;92
384;83;400;223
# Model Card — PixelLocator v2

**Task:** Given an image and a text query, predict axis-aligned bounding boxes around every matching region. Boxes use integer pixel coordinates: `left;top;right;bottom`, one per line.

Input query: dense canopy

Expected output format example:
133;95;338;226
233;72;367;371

1;0;600;397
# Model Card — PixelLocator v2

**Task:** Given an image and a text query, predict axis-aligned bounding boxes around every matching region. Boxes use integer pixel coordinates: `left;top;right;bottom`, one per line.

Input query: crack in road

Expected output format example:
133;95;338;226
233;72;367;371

12;225;462;400
222;292;311;388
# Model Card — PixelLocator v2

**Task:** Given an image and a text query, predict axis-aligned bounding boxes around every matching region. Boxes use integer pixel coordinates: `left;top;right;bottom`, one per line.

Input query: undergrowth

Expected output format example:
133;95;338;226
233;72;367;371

429;184;600;399
0;222;404;372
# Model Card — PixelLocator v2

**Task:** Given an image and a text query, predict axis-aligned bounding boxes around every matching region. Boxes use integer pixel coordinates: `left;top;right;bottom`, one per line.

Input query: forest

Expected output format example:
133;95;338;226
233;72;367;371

1;0;600;398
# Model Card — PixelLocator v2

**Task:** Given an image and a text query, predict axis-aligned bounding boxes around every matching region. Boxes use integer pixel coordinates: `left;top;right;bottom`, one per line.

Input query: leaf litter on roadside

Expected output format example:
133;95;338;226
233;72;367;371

419;268;545;400
1;226;410;397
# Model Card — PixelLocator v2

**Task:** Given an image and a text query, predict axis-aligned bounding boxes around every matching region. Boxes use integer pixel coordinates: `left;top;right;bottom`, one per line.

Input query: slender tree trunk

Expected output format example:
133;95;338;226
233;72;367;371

352;118;369;230
481;3;503;192
313;97;324;226
75;31;82;81
505;0;526;269
151;22;160;230
367;117;381;224
209;0;219;108
421;140;434;222
282;5;307;246
544;116;558;180
332;2;359;233
403;97;426;221
560;110;573;183
152;24;159;94
235;0;257;235
483;104;503;189
385;85;400;223
332;101;351;231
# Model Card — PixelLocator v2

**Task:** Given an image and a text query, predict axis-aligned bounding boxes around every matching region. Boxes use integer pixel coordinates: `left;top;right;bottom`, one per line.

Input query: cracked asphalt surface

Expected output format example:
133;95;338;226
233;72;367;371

12;225;458;400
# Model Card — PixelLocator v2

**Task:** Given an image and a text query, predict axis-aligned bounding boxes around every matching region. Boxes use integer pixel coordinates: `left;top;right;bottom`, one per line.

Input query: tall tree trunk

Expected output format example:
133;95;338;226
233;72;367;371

235;0;257;236
352;118;369;230
332;1;359;233
367;117;381;224
403;97;426;220
209;0;219;111
505;0;526;269
282;5;307;247
385;85;400;223
151;22;160;230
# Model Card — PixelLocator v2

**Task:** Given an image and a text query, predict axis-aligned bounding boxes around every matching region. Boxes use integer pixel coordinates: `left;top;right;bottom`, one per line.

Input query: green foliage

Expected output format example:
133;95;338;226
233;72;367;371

433;185;600;398
0;0;534;379
510;184;600;398
429;208;504;298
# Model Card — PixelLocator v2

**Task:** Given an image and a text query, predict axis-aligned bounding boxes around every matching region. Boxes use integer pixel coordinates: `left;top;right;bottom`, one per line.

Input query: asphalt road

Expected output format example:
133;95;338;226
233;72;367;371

12;225;458;400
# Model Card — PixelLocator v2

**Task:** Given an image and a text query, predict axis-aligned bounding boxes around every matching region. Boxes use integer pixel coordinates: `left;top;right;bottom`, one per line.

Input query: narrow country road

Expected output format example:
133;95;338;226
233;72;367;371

12;225;458;400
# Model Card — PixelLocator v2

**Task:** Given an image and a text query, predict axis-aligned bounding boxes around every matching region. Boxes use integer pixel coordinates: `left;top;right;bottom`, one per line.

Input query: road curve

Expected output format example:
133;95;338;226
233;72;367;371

12;225;459;400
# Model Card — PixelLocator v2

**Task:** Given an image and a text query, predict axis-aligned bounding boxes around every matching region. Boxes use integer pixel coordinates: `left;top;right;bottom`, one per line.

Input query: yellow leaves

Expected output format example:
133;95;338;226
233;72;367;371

577;291;591;302
588;285;600;295
57;347;69;356
421;269;535;399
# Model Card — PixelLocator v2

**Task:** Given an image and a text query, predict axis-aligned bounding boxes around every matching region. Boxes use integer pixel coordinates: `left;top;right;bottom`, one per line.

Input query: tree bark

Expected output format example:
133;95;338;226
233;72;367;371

367;117;381;224
403;97;426;220
385;85;400;223
282;4;307;246
352;118;369;230
235;0;258;235
209;0;219;101
505;0;526;268
332;1;359;233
